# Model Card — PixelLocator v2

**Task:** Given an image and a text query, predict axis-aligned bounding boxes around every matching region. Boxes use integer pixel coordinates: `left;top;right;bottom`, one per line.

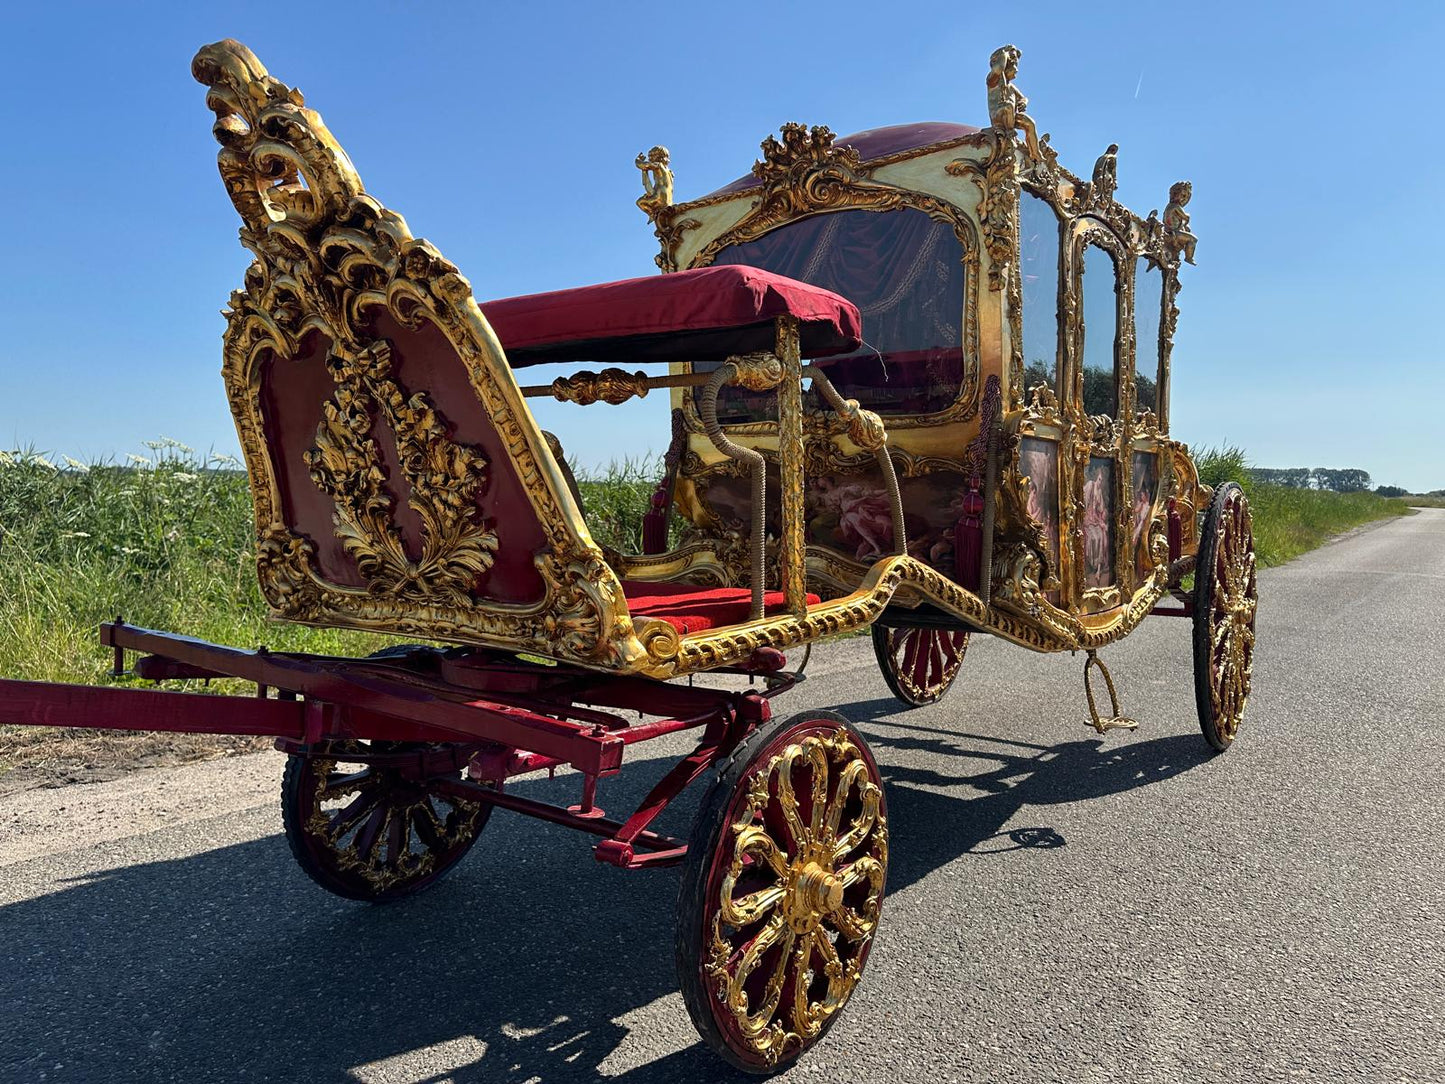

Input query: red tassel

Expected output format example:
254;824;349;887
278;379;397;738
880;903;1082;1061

954;483;984;592
641;490;669;554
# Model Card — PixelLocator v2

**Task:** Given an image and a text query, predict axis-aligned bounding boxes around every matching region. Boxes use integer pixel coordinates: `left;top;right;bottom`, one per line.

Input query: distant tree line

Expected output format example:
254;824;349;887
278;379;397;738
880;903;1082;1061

1248;467;1375;492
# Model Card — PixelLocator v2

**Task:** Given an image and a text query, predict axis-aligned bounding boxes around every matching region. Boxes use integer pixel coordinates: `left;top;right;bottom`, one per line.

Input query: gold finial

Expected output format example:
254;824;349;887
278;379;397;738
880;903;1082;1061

987;44;1041;161
635;146;673;221
1091;143;1119;205
1163;180;1197;265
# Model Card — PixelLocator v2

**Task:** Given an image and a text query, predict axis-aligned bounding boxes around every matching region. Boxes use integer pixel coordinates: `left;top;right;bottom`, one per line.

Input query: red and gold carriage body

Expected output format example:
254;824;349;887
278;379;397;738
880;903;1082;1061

633;100;1208;675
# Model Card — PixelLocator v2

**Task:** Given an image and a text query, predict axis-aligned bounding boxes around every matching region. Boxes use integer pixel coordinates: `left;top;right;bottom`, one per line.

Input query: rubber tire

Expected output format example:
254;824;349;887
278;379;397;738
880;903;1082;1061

675;710;884;1075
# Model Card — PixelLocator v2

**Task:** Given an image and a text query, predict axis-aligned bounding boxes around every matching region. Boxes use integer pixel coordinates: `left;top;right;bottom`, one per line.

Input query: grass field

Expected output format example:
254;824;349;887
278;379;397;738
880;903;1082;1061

1192;445;1412;567
0;441;1414;779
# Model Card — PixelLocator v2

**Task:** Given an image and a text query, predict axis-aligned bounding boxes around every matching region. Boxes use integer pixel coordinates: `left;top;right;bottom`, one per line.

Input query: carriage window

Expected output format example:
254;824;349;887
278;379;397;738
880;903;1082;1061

1080;244;1119;418
1020;193;1060;400
709;207;965;422
1134;258;1161;415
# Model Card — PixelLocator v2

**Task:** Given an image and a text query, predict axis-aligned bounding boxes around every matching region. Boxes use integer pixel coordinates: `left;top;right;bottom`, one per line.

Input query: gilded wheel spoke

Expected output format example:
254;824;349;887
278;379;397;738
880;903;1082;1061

774;749;809;848
327;789;382;840
804;741;831;841
320;768;374;799
788;930;823;1040
824;759;869;845
385;804;408;868
832;783;880;862
353;804;390;862
729;915;795;1039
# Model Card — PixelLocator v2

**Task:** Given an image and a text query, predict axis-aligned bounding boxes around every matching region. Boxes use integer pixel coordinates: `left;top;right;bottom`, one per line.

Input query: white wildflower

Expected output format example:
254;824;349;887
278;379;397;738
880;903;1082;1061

63;456;90;473
32;455;58;471
172;472;199;482
126;454;152;467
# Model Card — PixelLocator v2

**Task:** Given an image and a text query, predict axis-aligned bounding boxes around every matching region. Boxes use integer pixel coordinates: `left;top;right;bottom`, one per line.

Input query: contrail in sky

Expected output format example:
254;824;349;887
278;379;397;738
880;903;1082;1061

1135;72;1144;99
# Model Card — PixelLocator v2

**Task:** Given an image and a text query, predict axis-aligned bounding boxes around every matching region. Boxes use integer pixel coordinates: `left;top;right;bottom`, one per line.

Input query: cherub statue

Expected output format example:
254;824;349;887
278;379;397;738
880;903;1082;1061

1163;180;1197;265
987;44;1042;160
1091;143;1119;205
635;146;673;219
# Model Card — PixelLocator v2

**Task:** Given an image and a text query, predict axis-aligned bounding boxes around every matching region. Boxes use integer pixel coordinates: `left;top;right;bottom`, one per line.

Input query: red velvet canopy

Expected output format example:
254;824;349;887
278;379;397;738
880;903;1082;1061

480;265;862;367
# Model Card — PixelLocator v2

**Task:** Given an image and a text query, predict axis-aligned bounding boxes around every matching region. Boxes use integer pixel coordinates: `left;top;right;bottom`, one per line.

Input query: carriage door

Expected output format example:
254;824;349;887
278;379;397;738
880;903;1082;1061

1073;233;1126;613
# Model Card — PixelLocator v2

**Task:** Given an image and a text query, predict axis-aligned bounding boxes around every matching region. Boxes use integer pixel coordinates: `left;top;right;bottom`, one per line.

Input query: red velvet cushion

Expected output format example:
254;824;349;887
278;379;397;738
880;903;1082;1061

622;580;821;634
479;265;861;367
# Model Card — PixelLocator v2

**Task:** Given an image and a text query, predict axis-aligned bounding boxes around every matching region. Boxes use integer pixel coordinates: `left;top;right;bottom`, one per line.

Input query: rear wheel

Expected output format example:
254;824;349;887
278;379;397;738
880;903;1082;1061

677;710;888;1074
281;740;490;902
871;625;969;707
1192;482;1257;751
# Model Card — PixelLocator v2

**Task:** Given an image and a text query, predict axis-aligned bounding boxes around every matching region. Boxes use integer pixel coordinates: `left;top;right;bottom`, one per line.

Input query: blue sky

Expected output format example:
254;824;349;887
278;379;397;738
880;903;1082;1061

2;1;1442;490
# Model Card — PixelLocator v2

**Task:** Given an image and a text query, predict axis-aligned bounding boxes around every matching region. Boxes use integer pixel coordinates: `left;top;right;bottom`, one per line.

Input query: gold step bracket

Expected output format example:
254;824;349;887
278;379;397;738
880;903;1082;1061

1082;650;1138;733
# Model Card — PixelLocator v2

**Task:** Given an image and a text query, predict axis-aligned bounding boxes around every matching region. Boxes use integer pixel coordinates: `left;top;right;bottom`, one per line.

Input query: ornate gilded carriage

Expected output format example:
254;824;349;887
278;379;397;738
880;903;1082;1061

626;46;1247;733
0;40;1257;1078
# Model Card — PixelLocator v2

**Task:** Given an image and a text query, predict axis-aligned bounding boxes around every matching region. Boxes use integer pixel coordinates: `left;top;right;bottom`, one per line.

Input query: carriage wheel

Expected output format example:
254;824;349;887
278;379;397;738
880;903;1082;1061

1192;482;1257;751
281;740;491;902
677;711;888;1074
870;625;970;707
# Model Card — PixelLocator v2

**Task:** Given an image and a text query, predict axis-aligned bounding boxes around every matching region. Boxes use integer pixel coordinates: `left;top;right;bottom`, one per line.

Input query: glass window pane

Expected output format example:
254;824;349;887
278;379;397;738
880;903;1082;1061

1020;193;1059;398
1134;259;1161;415
1081;244;1118;418
710;207;965;421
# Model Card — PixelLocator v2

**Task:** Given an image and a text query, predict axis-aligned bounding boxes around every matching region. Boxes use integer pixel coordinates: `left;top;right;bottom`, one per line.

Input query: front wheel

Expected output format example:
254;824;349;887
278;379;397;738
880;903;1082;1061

871;625;969;707
1192;482;1257;751
676;711;888;1074
281;740;491;902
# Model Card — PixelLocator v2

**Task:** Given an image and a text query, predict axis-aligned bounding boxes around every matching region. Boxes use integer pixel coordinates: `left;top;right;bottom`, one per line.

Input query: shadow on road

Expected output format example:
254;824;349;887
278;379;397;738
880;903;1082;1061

1;718;1213;1084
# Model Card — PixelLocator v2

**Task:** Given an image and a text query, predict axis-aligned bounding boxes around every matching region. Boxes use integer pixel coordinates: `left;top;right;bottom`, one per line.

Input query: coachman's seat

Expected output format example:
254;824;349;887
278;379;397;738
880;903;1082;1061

193;40;845;677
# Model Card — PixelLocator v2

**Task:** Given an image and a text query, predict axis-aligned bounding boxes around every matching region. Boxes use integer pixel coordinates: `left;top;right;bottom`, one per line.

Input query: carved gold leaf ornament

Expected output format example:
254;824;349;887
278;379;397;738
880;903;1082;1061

548;368;652;407
304;342;500;604
704;731;886;1065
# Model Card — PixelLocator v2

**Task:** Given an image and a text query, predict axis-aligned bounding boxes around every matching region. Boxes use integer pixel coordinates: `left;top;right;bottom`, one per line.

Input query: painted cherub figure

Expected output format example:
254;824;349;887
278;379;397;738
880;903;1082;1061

1163;180;1198;265
634;146;673;218
987;44;1042;160
1092;143;1119;205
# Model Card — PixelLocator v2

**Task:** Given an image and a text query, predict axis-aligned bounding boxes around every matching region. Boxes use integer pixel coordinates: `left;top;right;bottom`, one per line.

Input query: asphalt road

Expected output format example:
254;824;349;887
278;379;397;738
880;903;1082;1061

3;510;1443;1084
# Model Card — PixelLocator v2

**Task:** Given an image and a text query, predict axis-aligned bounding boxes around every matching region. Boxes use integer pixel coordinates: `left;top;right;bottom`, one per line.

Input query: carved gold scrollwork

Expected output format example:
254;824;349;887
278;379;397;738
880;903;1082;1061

947;131;1018;294
304;341;499;605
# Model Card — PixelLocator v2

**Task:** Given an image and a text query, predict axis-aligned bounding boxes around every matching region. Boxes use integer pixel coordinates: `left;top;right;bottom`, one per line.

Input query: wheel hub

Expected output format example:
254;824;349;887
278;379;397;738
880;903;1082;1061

786;859;845;931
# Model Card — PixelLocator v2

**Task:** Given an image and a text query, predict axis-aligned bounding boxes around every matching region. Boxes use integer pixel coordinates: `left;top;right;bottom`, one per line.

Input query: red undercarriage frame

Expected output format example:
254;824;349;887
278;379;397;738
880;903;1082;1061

0;621;795;869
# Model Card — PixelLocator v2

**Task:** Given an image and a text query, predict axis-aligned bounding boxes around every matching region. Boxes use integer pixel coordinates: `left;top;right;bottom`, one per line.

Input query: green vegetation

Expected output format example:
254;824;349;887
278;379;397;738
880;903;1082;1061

1193;445;1409;568
0;443;392;689
0;441;1415;685
0;443;663;690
